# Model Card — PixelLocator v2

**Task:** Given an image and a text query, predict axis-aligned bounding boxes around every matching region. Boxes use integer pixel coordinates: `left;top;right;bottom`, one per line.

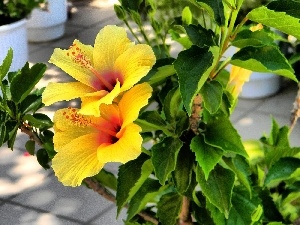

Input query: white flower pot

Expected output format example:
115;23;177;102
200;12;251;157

0;19;28;72
239;72;281;99
26;0;67;42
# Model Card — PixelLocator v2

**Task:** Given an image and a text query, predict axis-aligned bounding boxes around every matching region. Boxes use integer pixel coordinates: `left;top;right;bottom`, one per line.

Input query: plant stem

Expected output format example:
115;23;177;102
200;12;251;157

123;20;142;44
289;82;300;134
189;94;202;135
20;124;43;146
179;196;193;225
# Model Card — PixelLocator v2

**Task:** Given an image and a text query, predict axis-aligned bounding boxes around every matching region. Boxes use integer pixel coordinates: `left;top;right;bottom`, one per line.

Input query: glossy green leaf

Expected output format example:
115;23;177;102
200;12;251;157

120;0;143;11
6;120;18;149
204;115;247;157
25;140;35;156
174;45;215;115
0;48;12;80
200;80;223;114
116;154;153;213
163;87;182;123
232;29;276;48
196;0;225;25
227;187;261;225
20;93;43;114
23;113;53;130
223;156;252;197
152;137;183;185
36;148;50;169
185;24;216;47
157;192;183;225
127;178;163;220
231;46;297;81
248;5;300;40
172;145;194;193
264;157;300;188
135;111;169;134
10;62;46;103
267;0;300;18
191;135;223;180
148;65;176;85
196;164;234;218
93;169;117;191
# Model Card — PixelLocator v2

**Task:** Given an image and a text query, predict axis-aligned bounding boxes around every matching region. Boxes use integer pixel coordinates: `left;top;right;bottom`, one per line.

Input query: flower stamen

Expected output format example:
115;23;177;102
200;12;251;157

67;44;114;91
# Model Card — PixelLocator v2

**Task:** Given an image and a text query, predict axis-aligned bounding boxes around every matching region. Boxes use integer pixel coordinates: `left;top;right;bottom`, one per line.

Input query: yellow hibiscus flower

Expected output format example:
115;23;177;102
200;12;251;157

227;65;252;99
51;83;152;187
42;25;155;116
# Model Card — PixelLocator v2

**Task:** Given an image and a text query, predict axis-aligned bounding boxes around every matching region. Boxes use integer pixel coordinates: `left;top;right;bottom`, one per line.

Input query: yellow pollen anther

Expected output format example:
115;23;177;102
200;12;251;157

66;43;114;91
64;107;91;127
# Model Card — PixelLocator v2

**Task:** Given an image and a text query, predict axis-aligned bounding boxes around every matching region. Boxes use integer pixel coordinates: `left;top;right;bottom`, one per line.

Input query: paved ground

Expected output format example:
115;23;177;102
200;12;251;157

0;0;300;224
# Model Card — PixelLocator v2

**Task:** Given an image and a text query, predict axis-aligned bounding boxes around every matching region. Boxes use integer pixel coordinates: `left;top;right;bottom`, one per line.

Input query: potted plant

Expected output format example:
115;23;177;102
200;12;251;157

0;0;45;71
26;0;68;42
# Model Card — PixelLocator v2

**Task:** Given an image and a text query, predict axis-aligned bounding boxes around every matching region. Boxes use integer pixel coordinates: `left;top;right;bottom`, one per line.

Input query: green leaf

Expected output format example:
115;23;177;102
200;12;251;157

261;119;300;168
191;135;223;180
196;0;225;25
93;169;117;190
0;48;13;80
182;6;192;25
120;0;143;11
151;137;183;185
227;187;262;225
163;87;182;123
172;144;194;193
264;157;300;188
232;29;276;48
204;115;248;157
25;140;35;155
6;120;18;149
231;46;297;81
200;80;223;114
174;45;215;115
36;148;50;169
135;111;169;134
127;178;163;220
247;5;300;40
148;65;176;85
116;154;153;213
20;94;43;114
258;188;283;221
267;0;300;18
185;24;216;47
196;164;235;218
223;156;252;197
157;192;183;225
10;63;46;103
23;113;53;130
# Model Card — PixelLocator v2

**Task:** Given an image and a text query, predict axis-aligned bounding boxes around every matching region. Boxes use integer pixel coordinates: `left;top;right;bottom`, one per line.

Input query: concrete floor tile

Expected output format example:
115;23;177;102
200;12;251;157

11;173;115;223
28;46;56;64
0;202;82;225
0;134;51;198
90;206;127;225
233;111;300;147
68;6;116;28
256;83;298;118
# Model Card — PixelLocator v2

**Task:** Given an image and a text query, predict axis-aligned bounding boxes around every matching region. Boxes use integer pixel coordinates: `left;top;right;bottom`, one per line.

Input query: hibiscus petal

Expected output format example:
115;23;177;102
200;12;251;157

118;83;152;128
93;25;133;73
42;82;95;106
79;80;121;116
52;133;104;187
97;123;142;164
49;40;95;87
115;44;156;92
53;109;98;150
